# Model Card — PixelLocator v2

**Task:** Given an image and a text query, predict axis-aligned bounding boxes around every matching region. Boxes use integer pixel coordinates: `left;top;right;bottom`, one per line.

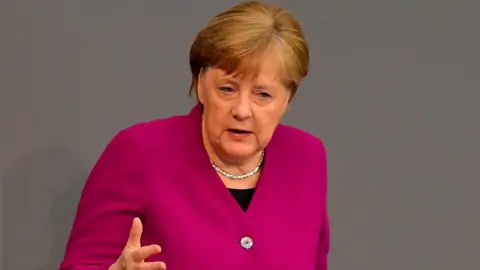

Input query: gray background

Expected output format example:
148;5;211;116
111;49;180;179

1;0;479;269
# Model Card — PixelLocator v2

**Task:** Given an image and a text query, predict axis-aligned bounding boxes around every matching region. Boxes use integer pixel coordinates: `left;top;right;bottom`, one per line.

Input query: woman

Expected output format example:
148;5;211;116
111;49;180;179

60;1;330;269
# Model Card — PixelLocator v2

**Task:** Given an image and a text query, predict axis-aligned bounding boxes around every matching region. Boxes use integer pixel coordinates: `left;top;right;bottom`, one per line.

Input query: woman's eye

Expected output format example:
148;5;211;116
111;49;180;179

219;86;234;93
257;91;271;98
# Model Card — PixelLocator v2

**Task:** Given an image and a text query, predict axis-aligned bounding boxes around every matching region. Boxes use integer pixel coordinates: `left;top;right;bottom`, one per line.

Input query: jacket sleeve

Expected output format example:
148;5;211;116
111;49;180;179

59;128;148;270
316;140;330;270
316;210;330;269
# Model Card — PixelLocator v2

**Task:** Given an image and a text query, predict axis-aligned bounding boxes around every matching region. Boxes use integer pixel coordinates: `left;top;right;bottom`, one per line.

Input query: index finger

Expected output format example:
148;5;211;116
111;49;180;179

125;217;143;249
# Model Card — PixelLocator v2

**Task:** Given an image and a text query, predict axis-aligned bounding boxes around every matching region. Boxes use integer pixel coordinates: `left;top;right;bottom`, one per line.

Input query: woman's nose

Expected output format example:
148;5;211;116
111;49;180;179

232;97;253;120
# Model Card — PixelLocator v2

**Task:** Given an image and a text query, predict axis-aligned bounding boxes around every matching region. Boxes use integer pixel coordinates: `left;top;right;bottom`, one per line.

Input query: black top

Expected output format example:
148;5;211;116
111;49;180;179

228;188;255;211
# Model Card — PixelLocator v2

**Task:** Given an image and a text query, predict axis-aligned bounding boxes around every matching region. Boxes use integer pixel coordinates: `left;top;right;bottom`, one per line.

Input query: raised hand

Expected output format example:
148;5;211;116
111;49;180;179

109;217;166;270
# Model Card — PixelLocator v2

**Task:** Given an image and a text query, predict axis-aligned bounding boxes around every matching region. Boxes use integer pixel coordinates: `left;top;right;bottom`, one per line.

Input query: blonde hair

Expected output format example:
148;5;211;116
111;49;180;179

189;0;309;99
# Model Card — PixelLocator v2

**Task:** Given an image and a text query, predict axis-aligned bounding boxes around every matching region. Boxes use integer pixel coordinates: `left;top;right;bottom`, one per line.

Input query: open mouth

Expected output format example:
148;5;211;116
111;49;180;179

227;128;251;134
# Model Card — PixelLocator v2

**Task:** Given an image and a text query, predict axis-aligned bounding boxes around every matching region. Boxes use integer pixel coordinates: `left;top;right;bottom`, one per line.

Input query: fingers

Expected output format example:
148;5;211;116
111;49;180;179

121;218;165;269
138;261;167;270
131;244;162;262
126;217;143;248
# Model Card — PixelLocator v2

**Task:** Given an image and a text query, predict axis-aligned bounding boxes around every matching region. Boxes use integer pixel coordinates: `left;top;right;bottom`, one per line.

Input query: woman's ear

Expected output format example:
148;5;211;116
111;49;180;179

284;91;292;111
196;68;206;104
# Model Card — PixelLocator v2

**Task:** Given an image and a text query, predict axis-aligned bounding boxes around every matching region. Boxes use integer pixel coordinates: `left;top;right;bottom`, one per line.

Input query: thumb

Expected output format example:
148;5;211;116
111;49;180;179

125;217;143;249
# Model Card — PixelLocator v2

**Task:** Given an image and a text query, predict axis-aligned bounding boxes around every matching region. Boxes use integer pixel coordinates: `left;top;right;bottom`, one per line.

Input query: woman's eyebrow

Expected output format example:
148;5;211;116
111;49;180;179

218;78;239;86
253;83;271;90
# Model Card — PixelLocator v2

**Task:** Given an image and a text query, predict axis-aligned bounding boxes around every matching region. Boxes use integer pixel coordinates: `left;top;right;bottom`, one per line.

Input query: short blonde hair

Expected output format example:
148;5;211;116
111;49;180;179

189;0;309;99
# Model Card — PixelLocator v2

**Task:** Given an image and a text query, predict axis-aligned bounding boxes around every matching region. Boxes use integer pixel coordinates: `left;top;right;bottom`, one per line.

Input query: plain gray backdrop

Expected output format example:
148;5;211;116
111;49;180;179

1;0;479;269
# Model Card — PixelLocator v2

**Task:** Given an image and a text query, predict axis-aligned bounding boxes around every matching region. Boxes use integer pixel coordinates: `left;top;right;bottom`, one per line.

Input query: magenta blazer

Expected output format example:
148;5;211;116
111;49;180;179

59;105;330;270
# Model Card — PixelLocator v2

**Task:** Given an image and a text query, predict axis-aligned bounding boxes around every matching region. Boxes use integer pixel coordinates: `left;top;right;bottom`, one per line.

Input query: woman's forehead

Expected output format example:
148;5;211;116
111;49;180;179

210;67;285;87
213;57;286;82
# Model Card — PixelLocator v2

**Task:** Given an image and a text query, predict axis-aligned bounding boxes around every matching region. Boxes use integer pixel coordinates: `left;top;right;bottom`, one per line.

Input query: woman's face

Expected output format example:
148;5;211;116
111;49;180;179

196;58;290;160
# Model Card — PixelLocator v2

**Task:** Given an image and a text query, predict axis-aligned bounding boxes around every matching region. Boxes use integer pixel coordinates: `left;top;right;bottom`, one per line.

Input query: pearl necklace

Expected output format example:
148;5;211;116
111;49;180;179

210;151;264;180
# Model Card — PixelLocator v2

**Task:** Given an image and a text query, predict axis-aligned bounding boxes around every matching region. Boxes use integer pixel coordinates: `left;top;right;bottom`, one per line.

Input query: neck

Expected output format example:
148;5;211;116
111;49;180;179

209;146;263;175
